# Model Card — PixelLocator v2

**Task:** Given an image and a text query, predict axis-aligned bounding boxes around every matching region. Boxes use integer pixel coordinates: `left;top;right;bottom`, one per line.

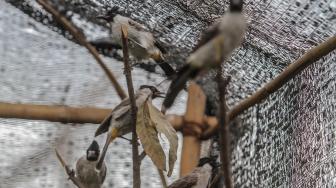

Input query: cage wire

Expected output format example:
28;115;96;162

1;0;336;187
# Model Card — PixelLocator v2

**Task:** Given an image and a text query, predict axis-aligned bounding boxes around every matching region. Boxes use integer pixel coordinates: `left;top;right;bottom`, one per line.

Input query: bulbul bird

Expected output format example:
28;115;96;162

95;85;165;169
96;7;176;77
162;0;246;110
75;140;107;188
167;157;219;188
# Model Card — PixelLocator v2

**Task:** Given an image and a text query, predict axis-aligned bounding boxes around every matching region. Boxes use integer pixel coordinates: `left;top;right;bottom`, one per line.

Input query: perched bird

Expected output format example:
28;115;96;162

75;140;106;188
95;85;165;169
167;157;219;188
162;0;246;109
96;7;176;77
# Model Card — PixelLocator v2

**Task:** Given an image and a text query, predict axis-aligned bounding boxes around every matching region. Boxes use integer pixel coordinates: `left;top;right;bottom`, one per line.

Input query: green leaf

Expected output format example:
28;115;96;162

136;101;166;171
147;101;178;177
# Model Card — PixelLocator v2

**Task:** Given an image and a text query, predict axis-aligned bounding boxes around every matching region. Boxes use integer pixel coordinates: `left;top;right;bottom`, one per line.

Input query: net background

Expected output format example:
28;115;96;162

1;0;336;187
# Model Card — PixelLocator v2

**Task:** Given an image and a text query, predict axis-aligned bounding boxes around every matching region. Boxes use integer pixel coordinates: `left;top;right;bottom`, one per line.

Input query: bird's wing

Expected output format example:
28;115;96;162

95;113;113;137
95;98;132;137
89;37;122;49
193;21;220;51
128;37;148;51
168;171;198;188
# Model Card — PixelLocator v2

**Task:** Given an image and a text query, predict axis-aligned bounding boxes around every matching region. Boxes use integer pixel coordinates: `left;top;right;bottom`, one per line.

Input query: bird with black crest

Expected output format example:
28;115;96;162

162;0;247;111
75;140;107;188
94;7;176;78
94;85;165;170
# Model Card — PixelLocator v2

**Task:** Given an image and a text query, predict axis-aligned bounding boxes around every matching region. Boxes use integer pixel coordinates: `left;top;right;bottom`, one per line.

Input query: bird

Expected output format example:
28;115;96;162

95;85;165;169
162;0;246;110
167;157;219;188
95;7;176;77
75;140;107;188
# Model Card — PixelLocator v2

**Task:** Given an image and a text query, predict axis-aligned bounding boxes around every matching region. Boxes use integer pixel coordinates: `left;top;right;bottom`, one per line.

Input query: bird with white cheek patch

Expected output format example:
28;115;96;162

75;140;106;188
162;0;247;110
94;85;165;170
96;7;176;77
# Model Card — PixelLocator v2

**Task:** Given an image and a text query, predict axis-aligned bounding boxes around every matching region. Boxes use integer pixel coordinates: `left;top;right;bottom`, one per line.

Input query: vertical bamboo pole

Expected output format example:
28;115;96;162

180;82;206;176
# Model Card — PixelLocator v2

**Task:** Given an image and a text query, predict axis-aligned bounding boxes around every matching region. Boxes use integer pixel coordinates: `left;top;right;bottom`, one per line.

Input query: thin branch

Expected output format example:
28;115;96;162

216;70;232;188
55;149;85;188
228;36;336;120
121;25;141;188
36;0;127;99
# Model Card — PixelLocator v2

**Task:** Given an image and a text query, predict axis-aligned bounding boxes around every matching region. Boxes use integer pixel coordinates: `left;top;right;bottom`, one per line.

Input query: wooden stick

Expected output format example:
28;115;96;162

0;102;211;130
0;102;110;124
36;0;127;99
121;25;141;188
180;82;206;176
228;36;336;120
55;149;85;188
216;71;232;188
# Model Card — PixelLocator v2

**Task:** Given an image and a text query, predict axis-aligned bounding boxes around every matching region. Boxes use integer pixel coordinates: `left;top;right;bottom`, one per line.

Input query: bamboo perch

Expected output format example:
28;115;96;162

121;26;141;188
0;102;212;128
228;36;336;120
180;82;206;177
36;0;127;99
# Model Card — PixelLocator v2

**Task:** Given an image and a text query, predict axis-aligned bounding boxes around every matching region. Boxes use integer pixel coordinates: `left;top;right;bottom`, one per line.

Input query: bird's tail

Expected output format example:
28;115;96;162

163;64;199;109
151;53;176;78
96;128;118;170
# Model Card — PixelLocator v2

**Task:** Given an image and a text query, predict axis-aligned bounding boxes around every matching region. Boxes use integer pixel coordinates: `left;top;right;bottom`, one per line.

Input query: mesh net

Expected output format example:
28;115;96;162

1;0;336;187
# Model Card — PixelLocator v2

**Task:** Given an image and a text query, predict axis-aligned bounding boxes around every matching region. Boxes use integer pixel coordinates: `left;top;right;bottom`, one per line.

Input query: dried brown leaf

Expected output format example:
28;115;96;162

136;101;166;171
147;101;178;177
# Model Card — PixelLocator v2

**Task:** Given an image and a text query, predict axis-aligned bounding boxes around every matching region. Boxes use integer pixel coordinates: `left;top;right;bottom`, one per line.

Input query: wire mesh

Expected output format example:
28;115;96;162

1;0;336;187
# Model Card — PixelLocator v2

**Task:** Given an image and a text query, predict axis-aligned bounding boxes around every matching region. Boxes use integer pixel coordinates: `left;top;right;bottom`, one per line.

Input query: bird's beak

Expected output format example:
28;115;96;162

155;91;166;98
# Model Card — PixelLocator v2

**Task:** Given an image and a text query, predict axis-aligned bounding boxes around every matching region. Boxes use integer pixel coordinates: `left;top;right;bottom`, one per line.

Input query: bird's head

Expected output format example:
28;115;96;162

139;85;165;98
230;0;243;12
86;140;100;161
96;6;120;22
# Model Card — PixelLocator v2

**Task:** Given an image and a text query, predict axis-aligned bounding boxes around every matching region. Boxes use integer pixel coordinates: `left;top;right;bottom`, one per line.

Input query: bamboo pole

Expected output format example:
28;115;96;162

180;82;206;176
228;36;336;120
0;102;110;124
0;102;214;129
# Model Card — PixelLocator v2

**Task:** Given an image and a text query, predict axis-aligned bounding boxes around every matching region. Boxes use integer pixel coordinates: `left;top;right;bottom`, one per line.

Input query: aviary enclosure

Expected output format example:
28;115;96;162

0;0;335;187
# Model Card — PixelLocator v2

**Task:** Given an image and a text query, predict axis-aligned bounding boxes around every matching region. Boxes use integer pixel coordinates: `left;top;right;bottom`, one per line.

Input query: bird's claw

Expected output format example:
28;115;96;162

67;169;75;180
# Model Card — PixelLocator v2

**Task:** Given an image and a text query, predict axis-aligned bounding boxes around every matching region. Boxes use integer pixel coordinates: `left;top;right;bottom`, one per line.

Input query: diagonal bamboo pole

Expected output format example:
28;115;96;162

36;0;127;99
228;36;336;120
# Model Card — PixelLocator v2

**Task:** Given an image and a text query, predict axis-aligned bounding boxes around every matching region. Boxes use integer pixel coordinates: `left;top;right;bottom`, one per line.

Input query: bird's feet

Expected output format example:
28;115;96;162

66;168;75;180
